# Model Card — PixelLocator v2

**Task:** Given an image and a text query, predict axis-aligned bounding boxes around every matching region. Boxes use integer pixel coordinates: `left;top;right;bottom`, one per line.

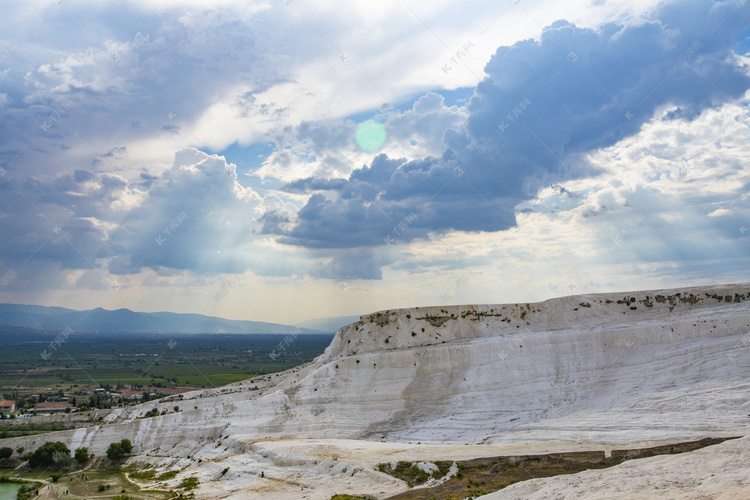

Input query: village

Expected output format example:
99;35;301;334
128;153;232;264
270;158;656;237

0;384;191;419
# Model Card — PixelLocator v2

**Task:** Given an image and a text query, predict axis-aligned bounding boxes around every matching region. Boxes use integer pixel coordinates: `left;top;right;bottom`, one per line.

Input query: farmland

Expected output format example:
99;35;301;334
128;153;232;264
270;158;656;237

0;327;334;398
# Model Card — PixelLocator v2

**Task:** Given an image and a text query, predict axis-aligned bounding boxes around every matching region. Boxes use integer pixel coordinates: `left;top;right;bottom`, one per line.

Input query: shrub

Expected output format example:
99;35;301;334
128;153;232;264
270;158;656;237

220;467;229;477
107;439;133;460
17;484;38;500
120;439;133;454
0;447;12;459
50;473;63;482
106;443;124;460
52;450;72;468
29;442;70;468
74;447;89;463
98;484;107;492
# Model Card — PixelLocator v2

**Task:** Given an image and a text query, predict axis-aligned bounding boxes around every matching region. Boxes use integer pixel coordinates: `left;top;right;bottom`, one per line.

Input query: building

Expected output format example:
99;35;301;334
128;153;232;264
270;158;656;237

34;402;72;414
0;400;15;414
119;389;144;400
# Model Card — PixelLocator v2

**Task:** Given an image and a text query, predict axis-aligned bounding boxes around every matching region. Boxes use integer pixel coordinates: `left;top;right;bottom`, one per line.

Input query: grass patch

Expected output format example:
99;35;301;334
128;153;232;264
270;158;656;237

5;464;175;499
155;470;178;481
180;476;199;490
378;461;453;487
129;470;157;480
381;437;739;500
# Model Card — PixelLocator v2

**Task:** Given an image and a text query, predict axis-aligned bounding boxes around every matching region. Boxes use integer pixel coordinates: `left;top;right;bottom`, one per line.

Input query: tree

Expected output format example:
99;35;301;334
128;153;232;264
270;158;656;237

52;450;72;468
107;439;133;460
0;447;12;459
74;447;89;463
106;442;124;460
119;439;132;454
28;442;71;468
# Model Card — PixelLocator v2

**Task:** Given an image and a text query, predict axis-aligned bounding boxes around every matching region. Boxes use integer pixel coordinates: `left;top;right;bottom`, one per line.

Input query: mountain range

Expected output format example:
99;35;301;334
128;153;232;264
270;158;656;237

0;303;327;334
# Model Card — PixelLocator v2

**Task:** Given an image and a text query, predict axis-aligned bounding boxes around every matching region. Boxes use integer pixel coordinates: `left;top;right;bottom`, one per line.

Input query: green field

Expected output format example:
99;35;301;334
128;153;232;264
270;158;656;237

0;328;334;396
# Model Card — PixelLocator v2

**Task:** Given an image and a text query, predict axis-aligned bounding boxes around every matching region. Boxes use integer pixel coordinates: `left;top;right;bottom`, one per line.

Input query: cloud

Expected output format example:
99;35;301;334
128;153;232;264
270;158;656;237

707;208;733;217
255;92;468;183
106;148;283;275
1;0;749;319
0;148;304;284
262;0;750;281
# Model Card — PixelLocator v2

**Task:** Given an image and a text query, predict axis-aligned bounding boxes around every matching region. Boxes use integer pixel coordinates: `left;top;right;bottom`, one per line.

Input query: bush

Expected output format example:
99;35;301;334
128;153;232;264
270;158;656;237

17;484;38;500
52;450;72;468
120;439;133;454
107;439;133;461
98;484;106;492
50;473;63;482
74;447;89;463
106;443;124;461
29;442;70;468
0;447;12;459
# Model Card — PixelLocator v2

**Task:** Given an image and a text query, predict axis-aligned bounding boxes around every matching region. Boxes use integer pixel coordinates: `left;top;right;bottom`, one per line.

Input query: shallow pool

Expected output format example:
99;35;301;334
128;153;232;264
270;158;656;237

0;483;21;500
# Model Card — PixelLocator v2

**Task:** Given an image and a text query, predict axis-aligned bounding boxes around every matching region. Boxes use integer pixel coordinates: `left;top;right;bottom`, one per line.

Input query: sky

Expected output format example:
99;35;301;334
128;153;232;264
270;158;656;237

0;0;749;325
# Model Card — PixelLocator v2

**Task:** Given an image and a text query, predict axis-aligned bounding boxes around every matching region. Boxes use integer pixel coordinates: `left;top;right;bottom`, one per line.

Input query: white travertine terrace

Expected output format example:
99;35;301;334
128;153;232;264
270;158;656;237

6;283;750;499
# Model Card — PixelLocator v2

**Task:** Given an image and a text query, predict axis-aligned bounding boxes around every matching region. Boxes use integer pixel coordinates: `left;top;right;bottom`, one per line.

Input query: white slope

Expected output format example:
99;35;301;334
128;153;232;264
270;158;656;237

5;283;750;499
481;434;750;500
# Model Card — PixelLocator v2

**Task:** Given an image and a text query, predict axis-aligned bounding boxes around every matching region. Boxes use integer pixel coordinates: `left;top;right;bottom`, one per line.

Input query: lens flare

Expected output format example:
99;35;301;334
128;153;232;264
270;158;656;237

355;120;386;152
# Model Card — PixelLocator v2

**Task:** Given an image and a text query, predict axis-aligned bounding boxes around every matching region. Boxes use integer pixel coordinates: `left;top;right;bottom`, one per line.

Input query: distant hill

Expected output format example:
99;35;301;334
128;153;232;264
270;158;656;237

0;303;322;334
295;314;362;333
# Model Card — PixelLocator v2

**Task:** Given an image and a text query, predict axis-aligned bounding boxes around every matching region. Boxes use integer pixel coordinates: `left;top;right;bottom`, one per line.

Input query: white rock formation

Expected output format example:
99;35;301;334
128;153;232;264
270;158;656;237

6;283;750;499
481;434;750;499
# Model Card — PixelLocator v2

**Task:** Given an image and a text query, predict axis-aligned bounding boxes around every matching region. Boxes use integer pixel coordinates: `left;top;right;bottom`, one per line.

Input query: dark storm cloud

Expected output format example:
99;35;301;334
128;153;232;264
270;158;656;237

264;0;750;257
